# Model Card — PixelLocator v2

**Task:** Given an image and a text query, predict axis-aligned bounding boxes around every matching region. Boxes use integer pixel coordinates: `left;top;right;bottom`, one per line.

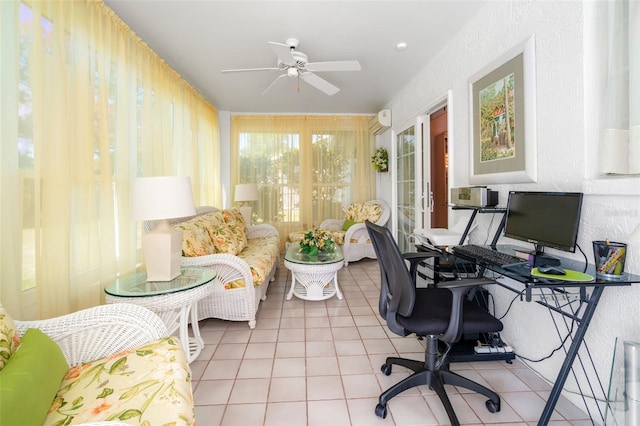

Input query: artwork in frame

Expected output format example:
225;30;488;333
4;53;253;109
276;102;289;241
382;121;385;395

469;35;537;184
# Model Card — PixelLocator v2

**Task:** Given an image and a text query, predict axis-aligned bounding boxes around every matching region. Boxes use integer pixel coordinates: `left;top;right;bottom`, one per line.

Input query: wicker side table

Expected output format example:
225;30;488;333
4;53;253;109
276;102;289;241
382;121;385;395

284;242;344;301
105;267;215;363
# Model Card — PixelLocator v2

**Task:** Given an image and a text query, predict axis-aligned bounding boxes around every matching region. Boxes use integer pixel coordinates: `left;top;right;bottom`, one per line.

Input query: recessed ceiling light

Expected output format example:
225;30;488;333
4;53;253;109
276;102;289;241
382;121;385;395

396;42;407;51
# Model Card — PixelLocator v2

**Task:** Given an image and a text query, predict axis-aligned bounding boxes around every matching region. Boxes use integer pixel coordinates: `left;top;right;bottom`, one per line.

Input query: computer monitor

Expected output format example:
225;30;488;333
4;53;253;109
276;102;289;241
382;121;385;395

503;191;584;257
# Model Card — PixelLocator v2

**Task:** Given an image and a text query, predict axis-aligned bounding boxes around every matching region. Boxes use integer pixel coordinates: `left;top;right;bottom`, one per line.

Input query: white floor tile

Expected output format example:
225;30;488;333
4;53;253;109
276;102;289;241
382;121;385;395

190;259;591;425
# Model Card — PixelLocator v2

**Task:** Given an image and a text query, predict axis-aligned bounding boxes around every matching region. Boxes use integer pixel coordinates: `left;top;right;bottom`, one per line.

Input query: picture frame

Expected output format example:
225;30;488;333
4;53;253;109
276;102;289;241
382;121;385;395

469;35;537;184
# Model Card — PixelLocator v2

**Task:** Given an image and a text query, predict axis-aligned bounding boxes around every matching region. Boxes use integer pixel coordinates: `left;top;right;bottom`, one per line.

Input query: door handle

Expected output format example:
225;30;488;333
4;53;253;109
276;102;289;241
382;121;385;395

425;183;430;209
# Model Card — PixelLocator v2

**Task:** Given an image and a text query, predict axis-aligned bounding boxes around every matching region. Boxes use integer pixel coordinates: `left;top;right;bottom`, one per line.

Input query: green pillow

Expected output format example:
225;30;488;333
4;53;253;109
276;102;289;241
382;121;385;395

0;328;69;426
342;219;357;231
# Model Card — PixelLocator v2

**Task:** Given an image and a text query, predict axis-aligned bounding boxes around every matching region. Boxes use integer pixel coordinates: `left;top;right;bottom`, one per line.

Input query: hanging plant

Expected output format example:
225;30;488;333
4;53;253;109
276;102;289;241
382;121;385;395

371;147;389;172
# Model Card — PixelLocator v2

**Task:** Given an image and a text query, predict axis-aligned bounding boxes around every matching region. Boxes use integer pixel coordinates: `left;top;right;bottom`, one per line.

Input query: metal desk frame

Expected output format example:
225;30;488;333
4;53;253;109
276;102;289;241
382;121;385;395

452;250;640;425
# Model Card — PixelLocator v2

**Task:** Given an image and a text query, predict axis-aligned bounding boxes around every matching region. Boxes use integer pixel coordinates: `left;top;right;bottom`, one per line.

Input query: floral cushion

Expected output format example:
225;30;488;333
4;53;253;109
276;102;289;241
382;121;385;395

43;337;195;426
225;235;280;289
0;302;20;372
346;202;382;223
173;213;219;257
208;212;241;255
221;208;248;254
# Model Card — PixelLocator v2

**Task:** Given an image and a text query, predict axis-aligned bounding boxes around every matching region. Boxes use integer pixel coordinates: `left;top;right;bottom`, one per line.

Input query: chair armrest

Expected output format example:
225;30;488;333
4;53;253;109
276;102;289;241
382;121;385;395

15;303;167;366
181;253;256;294
247;223;279;239
436;278;496;342
345;222;374;242
319;219;344;231
402;251;441;282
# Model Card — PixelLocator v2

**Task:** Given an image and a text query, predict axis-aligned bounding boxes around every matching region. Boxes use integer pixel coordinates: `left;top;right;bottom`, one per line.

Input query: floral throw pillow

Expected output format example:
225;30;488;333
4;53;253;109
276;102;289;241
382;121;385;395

0;302;20;371
208;213;240;255
221;208;248;254
346;202;382;223
173;213;218;257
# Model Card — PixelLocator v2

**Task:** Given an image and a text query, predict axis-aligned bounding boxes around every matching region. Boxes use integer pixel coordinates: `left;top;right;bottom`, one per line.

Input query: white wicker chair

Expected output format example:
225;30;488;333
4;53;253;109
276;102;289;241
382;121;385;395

14;303;167;366
318;199;391;265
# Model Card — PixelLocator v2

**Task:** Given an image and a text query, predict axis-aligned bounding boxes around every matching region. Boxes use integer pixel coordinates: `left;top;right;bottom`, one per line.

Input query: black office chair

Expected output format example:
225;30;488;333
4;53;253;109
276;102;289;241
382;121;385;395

365;220;502;425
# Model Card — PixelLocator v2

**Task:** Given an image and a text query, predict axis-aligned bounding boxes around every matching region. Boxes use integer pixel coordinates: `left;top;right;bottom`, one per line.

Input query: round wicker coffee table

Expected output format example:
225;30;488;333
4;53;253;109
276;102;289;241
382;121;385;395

104;267;215;363
284;242;344;301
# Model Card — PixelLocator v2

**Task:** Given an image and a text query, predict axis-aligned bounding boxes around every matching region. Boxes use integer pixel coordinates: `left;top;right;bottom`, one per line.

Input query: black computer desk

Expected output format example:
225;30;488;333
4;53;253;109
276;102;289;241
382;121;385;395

450;247;640;425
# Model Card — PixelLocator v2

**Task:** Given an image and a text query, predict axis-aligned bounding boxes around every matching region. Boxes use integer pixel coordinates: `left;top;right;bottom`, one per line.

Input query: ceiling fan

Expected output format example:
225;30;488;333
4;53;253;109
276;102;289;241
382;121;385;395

221;38;361;96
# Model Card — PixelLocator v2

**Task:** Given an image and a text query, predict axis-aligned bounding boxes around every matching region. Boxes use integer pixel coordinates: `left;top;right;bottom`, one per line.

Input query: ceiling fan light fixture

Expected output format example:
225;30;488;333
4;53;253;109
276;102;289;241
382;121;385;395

226;39;360;96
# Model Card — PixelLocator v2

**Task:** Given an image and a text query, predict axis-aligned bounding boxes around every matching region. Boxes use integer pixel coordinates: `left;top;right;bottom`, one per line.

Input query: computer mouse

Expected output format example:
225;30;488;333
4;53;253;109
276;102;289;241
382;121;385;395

538;265;566;275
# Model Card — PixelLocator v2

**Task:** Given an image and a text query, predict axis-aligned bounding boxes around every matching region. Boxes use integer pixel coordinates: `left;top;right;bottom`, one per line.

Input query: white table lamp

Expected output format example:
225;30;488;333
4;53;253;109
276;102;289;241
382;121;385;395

132;176;196;281
234;183;258;225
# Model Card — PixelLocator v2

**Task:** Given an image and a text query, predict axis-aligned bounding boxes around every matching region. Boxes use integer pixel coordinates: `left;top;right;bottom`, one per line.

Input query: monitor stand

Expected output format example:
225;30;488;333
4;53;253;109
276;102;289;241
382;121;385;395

531;250;561;267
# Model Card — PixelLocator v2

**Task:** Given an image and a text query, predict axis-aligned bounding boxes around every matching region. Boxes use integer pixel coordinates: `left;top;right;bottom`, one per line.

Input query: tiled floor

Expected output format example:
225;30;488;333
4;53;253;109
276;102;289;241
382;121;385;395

190;259;592;425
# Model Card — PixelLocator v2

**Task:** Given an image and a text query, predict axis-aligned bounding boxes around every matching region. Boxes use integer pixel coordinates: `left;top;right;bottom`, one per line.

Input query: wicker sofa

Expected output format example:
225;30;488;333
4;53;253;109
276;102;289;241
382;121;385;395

164;206;280;329
0;302;195;426
288;199;391;265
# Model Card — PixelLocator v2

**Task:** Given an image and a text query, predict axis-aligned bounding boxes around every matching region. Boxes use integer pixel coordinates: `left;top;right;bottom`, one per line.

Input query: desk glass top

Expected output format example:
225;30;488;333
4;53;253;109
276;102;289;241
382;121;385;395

449;244;640;287
285;242;344;265
104;267;215;297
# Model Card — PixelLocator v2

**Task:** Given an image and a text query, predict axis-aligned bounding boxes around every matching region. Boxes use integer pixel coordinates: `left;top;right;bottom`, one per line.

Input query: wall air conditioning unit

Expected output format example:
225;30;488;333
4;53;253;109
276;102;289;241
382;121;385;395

369;109;392;135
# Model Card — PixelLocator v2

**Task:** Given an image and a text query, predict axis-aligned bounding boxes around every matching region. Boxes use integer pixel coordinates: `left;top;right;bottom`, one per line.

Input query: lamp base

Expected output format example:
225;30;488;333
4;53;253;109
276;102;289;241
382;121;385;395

143;220;183;281
239;205;253;226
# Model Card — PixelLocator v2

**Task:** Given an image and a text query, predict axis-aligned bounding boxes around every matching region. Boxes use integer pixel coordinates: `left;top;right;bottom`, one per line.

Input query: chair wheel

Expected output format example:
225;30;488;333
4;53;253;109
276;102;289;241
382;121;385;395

375;403;387;418
485;399;500;413
381;363;392;375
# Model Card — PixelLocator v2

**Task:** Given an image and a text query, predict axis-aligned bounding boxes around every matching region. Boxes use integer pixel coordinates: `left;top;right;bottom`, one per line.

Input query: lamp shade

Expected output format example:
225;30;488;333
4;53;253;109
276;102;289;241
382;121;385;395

132;176;196;221
234;183;258;202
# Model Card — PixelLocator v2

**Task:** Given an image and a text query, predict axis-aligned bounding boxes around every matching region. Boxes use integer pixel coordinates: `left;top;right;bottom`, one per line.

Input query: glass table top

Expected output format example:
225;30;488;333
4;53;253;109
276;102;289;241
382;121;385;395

285;242;344;266
104;267;215;297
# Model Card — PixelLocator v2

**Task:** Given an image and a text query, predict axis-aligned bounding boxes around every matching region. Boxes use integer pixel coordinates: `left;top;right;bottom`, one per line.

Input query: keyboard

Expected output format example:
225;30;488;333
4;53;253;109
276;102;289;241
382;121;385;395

453;244;524;267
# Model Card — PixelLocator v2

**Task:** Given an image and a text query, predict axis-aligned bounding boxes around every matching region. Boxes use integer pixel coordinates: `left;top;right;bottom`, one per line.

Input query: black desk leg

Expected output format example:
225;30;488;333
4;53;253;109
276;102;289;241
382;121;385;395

537;286;604;425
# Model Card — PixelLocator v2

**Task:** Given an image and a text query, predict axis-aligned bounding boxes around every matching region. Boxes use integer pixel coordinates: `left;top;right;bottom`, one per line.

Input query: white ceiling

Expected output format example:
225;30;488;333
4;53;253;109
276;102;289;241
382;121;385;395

103;0;488;114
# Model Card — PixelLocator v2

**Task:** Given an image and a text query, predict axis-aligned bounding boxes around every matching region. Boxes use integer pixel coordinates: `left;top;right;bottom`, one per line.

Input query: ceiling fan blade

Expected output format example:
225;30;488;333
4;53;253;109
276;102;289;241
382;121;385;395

300;72;340;96
268;42;296;66
221;67;279;73
305;60;361;72
262;74;288;95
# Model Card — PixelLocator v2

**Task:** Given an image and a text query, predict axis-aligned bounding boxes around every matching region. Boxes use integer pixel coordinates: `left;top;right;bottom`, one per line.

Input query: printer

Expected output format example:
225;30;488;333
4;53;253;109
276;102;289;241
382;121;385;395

450;187;498;208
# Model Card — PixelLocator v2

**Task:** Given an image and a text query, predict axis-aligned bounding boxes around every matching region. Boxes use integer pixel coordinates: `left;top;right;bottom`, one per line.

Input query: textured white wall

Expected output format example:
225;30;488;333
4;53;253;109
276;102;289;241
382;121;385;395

380;0;640;416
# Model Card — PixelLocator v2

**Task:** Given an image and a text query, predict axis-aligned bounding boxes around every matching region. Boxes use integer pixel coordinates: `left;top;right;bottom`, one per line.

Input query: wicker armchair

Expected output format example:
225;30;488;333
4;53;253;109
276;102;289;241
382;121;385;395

317;199;391;265
7;304;195;425
14;303;167;366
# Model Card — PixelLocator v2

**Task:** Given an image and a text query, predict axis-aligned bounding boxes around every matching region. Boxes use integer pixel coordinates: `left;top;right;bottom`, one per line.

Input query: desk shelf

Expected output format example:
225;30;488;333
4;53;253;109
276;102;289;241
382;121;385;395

445;340;515;363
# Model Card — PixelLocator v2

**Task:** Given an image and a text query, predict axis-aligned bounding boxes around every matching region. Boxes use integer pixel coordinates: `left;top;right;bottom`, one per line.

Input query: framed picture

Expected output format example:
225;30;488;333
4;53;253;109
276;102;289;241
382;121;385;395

469;36;537;184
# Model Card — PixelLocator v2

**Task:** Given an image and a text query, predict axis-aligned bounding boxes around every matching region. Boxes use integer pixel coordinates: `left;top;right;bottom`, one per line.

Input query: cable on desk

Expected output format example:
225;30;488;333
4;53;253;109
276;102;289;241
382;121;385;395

515;320;576;363
495;288;526;320
481;213;498;245
575;243;589;273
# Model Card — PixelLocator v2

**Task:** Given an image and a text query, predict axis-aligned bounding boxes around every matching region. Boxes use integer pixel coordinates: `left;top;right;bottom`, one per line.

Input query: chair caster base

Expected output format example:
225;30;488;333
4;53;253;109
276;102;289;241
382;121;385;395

375;403;388;418
381;363;392;375
486;399;500;413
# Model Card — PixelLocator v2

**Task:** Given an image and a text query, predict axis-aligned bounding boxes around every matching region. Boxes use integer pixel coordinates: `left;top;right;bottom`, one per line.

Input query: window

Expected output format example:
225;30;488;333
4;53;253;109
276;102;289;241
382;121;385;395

232;116;374;245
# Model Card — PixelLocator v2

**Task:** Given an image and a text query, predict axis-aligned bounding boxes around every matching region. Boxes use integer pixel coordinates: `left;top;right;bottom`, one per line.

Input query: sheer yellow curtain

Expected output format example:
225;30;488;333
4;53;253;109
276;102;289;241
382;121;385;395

230;115;374;248
0;0;220;319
